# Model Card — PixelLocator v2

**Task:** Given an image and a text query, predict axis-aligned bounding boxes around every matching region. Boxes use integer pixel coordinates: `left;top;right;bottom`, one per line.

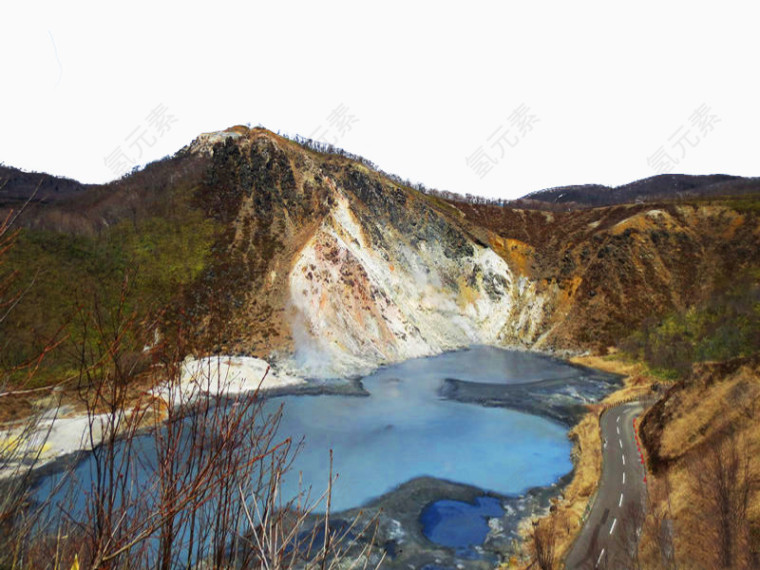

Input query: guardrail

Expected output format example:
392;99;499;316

597;394;658;414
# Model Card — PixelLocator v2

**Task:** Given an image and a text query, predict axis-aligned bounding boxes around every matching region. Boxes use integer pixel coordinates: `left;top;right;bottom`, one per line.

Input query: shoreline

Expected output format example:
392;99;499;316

21;380;376;487
0;354;372;482
513;354;657;568
438;361;624;427
17;377;371;485
0;344;599;482
326;472;578;569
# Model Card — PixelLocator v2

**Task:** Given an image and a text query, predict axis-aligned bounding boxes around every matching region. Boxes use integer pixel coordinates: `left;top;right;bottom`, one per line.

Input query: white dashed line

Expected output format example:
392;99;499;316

617;426;620;435
622;454;626;465
623;472;626;484
609;518;617;535
619;439;623;448
616;415;620;423
619;493;624;507
597;548;606;566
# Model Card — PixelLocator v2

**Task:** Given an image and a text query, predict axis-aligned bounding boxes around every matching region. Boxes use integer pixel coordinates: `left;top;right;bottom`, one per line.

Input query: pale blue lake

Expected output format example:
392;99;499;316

33;346;614;563
270;346;575;511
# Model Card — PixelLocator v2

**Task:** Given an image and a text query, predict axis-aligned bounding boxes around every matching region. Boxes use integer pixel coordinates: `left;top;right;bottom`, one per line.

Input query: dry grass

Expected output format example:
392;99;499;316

658;367;760;460
637;358;760;568
571;353;658;405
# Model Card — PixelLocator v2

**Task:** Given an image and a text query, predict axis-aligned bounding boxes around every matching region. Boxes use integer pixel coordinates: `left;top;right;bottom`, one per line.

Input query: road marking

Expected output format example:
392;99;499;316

617;416;620;423
619;438;623;448
619;493;624;507
622;454;626;465
596;548;606;566
617;426;620;435
622;472;626;484
609;518;617;535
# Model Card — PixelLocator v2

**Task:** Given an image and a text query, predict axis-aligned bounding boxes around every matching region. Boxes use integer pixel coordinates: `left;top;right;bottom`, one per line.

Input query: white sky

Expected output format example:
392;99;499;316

2;1;758;200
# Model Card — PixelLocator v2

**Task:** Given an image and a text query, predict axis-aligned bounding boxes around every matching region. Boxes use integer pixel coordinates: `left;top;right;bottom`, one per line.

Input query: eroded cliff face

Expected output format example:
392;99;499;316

186;127;760;379
188;128;549;378
288;189;546;377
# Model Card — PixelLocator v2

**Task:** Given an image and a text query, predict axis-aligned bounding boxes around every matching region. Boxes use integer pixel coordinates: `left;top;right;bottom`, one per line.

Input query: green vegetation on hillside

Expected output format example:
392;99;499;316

621;268;760;379
1;197;217;388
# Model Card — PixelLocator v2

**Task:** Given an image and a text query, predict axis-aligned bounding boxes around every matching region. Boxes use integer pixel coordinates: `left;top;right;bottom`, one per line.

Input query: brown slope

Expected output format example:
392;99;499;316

637;355;760;567
450;199;760;352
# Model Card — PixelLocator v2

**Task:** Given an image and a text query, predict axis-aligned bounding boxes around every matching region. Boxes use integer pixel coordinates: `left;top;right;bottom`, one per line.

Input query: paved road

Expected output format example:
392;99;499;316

565;402;647;569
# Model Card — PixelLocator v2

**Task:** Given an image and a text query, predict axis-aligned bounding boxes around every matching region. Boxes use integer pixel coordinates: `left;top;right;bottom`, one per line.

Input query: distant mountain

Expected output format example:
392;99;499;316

0;165;90;207
518;174;760;209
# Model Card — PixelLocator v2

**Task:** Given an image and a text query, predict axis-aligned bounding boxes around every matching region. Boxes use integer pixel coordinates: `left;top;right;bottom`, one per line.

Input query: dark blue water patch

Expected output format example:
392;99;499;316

420;496;503;558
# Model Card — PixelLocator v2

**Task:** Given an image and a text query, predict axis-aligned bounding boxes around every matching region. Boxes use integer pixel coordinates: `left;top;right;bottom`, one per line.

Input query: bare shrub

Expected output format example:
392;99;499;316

3;293;381;569
640;475;676;570
688;431;756;569
529;516;557;570
0;188;68;564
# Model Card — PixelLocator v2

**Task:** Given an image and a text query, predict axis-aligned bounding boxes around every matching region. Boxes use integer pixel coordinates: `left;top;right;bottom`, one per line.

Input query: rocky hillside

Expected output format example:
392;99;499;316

452;197;760;353
2;126;759;384
177;129;548;377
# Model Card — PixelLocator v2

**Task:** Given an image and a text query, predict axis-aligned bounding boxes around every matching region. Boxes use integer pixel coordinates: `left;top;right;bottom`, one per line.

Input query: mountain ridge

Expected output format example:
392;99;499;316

520;173;760;209
5;126;759;213
1;126;759;384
